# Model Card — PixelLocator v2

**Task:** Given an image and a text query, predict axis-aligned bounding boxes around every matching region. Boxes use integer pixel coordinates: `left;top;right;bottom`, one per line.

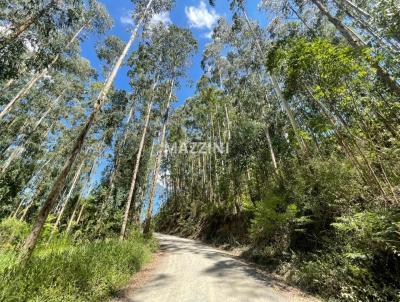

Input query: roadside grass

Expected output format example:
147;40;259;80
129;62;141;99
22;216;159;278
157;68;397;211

0;220;158;302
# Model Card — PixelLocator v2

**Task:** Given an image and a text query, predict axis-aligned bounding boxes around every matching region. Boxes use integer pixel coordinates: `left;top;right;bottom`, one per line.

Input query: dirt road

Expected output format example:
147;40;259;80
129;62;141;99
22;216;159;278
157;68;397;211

123;233;319;302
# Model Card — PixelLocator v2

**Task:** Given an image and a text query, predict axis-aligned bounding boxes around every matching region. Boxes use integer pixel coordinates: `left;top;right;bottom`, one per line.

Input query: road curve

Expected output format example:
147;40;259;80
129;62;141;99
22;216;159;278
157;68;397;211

127;233;319;302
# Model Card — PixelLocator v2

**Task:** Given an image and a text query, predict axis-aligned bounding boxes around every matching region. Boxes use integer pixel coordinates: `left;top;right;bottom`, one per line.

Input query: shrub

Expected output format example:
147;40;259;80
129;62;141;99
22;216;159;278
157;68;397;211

0;218;30;250
249;192;297;255
287;209;400;302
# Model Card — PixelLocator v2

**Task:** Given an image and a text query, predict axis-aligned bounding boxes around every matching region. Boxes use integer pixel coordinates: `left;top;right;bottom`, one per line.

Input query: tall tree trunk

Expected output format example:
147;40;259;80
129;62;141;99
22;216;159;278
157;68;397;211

98;105;135;219
0;27;83;120
18;2;153;262
224;104;231;142
10;199;24;219
1;120;54;174
270;74;307;152
120;83;157;240
241;8;307;152
49;158;85;240
338;0;371;19
143;80;174;235
265;126;278;172
76;204;85;225
310;0;400;95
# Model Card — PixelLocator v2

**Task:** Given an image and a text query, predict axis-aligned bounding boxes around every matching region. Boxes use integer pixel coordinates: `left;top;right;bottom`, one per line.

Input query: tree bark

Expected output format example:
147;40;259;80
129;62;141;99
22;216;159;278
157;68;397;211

0;27;84;120
143;80;174;235
270;73;307;152
120;82;157;240
18;2;152;262
49;158;85;239
98;105;135;219
265;126;278;172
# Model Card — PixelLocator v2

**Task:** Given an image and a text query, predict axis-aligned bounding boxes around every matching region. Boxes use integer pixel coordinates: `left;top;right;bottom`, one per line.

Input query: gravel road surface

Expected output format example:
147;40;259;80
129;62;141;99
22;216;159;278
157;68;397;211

125;233;319;302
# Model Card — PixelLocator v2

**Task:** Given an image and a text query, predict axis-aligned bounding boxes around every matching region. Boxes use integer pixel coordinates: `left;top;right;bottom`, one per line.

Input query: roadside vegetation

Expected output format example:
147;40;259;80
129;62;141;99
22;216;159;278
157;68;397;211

155;1;400;301
0;218;156;302
1;0;399;301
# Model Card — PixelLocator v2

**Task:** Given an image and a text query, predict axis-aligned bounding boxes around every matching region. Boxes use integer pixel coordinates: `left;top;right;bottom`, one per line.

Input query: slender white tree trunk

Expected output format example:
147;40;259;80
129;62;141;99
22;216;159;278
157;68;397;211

143;80;174;235
120;81;158;240
241;8;307;152
265;126;278;171
99;105;135;218
0;26;84;120
49;158;85;239
269;74;307;152
19;1;153;262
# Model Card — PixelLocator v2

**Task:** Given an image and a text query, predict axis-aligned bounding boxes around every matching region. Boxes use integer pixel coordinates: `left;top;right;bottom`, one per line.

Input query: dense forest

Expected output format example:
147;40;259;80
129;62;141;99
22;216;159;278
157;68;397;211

0;0;399;301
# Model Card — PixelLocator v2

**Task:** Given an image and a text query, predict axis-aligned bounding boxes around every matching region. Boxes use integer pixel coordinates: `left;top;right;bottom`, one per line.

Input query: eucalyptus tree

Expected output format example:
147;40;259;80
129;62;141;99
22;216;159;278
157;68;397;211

1;55;95;165
118;22;193;239
259;0;400;95
306;0;400;95
142;25;197;235
19;0;176;262
0;55;95;218
0;0;112;121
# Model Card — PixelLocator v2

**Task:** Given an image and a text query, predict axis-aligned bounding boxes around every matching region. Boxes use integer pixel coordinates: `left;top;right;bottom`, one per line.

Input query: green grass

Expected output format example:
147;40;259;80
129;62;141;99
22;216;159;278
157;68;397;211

0;235;157;302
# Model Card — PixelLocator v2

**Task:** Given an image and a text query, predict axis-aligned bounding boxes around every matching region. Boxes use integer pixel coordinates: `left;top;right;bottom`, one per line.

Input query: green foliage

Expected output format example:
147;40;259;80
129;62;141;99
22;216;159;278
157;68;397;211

0;235;156;302
333;210;400;258
288;209;400;302
0;218;30;250
249;193;296;243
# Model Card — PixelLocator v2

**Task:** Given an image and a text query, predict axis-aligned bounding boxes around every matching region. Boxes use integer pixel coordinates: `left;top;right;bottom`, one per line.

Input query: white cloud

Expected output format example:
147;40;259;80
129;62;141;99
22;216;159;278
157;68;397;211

120;11;134;26
149;11;172;28
185;1;219;30
203;30;213;39
121;11;172;29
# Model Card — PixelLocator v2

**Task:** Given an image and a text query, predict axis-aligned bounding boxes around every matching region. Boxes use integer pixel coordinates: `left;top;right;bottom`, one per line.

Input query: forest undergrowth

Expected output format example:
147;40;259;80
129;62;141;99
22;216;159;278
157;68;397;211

0;218;157;302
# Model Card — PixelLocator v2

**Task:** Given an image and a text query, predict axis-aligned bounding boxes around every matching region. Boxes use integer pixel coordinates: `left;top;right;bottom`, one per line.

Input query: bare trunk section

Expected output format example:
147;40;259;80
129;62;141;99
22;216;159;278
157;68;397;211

76;204;85;225
98;105;135;219
120;83;158;240
143;80;174;235
224;104;231;142
265;126;278;172
0;26;84;120
10;199;24;219
241;8;307;152
49;158;85;240
18;3;152;262
270;74;307;152
339;0;371;19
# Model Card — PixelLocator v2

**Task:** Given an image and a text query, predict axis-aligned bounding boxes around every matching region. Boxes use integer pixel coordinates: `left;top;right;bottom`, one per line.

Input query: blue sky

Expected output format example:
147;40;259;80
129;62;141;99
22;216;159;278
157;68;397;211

81;0;265;107
80;0;267;212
